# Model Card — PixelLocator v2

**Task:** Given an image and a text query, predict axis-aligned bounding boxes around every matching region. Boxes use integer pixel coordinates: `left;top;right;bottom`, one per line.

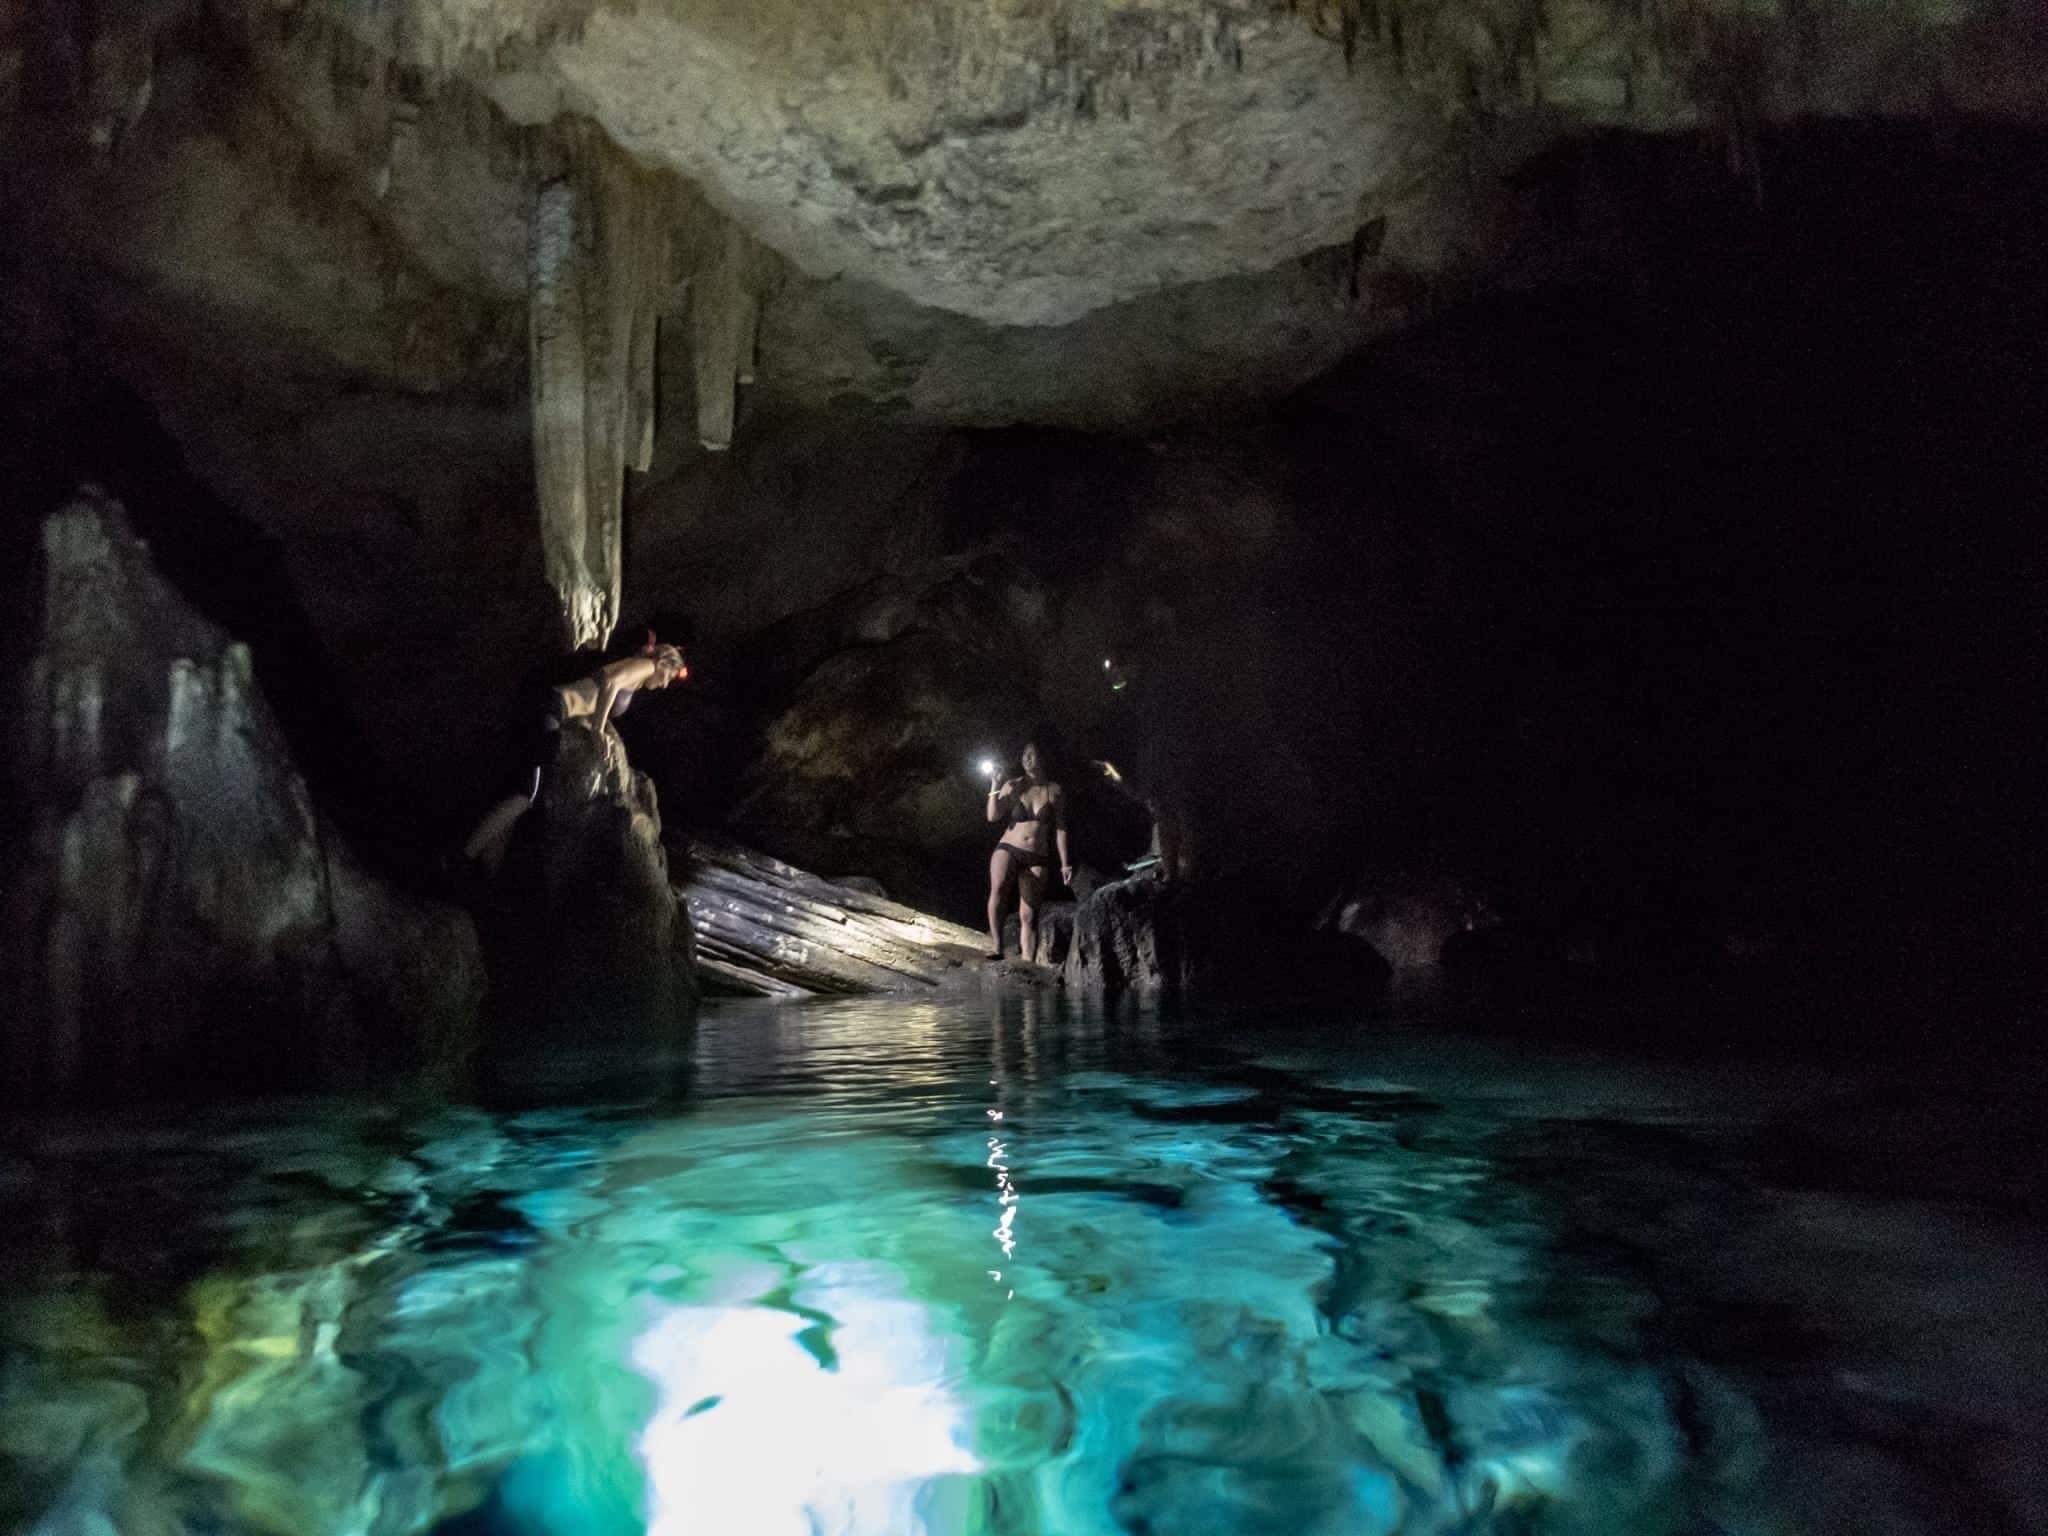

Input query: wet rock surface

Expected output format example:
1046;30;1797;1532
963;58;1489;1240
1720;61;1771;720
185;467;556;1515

1004;900;1078;968
1062;877;1205;1003
1;491;484;1098
678;839;985;998
485;719;697;1040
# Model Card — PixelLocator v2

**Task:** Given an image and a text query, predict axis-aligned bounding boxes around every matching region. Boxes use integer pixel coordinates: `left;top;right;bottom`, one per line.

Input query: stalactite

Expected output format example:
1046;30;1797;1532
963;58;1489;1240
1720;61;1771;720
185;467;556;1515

526;124;669;650
689;219;763;452
627;279;659;472
528;176;597;647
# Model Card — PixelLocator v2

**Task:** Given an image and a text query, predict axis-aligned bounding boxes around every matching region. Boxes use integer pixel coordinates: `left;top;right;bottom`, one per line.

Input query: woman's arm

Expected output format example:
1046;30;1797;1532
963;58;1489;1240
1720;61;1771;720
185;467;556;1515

986;776;1019;823
1092;759;1144;804
1054;787;1073;882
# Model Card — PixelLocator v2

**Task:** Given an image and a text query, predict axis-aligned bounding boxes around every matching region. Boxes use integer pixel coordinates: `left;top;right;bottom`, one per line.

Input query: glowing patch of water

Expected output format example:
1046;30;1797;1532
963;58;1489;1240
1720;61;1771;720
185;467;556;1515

632;1273;978;1535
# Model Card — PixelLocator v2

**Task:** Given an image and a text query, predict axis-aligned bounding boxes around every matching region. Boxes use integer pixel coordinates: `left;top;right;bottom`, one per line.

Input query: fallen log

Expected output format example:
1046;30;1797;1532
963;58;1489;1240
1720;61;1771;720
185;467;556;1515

673;840;987;997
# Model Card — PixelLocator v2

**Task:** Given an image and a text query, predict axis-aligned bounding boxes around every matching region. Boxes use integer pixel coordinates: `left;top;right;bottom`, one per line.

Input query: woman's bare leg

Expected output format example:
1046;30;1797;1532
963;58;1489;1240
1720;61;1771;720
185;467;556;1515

1017;867;1047;962
986;846;1018;957
463;794;532;872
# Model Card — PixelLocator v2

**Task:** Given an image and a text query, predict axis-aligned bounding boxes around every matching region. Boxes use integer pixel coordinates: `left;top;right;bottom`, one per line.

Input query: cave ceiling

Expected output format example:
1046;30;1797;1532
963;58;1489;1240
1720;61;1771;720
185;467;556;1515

6;0;2043;432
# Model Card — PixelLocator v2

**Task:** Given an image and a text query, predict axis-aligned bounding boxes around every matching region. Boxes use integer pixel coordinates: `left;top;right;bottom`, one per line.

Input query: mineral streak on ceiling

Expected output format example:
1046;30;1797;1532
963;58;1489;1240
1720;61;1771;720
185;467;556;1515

13;0;2048;352
268;0;2048;323
4;0;2044;641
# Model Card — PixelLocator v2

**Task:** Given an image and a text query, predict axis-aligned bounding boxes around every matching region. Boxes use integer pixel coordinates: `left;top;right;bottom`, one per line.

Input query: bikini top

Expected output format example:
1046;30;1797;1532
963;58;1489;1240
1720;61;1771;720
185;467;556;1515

1009;791;1051;826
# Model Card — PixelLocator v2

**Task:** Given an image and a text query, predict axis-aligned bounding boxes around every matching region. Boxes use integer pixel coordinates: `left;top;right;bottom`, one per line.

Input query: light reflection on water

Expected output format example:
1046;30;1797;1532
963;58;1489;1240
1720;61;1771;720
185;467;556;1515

0;993;2039;1535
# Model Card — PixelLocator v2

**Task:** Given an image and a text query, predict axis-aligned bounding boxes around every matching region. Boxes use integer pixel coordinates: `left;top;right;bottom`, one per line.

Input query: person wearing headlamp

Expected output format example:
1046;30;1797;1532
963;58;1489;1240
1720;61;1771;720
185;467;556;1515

460;631;688;875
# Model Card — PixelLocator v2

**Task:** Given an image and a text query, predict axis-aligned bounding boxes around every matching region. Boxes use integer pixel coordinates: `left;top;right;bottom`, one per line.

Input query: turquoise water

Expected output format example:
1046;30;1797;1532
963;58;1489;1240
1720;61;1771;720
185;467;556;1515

2;994;2041;1535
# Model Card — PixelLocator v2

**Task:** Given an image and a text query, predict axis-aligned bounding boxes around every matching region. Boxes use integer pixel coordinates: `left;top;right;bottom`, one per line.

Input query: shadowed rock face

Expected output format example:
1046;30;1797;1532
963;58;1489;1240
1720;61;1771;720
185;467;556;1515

2;492;484;1098
1062;874;1392;1004
1064;877;1204;1003
484;719;697;1043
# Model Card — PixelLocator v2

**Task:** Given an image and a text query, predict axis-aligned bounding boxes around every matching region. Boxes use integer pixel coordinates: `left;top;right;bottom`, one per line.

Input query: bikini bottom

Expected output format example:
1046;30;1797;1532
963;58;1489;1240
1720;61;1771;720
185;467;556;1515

996;842;1052;877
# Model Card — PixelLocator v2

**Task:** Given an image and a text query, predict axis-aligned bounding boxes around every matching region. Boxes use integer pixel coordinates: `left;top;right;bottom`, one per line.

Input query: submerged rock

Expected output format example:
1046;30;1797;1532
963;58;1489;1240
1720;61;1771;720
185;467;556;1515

1;489;484;1098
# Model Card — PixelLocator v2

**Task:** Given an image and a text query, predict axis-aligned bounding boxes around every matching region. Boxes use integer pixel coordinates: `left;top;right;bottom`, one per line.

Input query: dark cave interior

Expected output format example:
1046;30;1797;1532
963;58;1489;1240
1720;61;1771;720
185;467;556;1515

4;12;2048;1534
8;121;2041;979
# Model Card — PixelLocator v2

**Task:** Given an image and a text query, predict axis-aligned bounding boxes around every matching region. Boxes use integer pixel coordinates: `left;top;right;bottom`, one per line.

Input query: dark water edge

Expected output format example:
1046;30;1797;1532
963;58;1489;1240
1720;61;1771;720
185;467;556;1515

2;982;2043;1536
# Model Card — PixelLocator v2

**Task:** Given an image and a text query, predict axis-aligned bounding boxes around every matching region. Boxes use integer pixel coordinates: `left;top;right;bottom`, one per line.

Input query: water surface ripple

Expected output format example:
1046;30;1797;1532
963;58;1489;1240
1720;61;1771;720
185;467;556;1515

2;994;2041;1535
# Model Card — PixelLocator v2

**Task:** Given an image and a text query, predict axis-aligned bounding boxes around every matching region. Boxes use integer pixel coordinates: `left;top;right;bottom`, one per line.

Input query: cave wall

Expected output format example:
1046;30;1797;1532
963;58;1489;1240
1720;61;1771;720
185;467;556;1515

2;491;486;1100
601;123;2048;962
10;118;2041;968
2;0;2042;980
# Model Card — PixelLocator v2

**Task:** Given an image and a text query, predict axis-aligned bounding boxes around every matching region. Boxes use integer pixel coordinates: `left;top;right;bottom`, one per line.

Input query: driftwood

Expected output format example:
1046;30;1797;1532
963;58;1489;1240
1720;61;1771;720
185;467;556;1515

675;840;988;997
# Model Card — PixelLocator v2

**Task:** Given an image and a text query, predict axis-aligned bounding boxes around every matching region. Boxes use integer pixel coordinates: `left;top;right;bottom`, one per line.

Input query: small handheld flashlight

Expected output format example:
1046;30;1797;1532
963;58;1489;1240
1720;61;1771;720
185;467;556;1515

978;757;997;777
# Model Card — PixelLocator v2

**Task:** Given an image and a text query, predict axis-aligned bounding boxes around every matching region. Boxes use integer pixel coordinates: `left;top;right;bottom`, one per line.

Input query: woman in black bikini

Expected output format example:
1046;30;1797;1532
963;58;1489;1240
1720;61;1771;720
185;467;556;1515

985;741;1073;961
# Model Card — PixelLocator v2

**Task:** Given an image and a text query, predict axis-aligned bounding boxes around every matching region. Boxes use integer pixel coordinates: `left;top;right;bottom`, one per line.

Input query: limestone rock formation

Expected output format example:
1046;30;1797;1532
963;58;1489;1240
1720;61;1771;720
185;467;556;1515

486;718;697;1039
271;0;2048;331
528;126;664;648
327;841;491;1077
1;490;484;1098
729;587;1049;910
1065;873;1392;1004
1319;872;1497;969
3;1;2040;993
9;0;2044;445
1063;876;1205;1004
679;840;986;996
3;0;2040;840
1004;901;1078;967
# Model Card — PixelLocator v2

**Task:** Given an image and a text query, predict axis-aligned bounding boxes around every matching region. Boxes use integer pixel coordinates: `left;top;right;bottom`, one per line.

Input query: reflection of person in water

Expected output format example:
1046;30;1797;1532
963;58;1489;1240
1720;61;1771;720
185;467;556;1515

461;634;688;873
985;741;1072;961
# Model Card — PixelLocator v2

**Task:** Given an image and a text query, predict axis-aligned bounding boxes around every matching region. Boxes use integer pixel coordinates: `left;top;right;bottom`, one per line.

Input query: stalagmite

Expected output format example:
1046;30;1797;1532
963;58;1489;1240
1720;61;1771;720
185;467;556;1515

527;127;669;650
5;492;484;1099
